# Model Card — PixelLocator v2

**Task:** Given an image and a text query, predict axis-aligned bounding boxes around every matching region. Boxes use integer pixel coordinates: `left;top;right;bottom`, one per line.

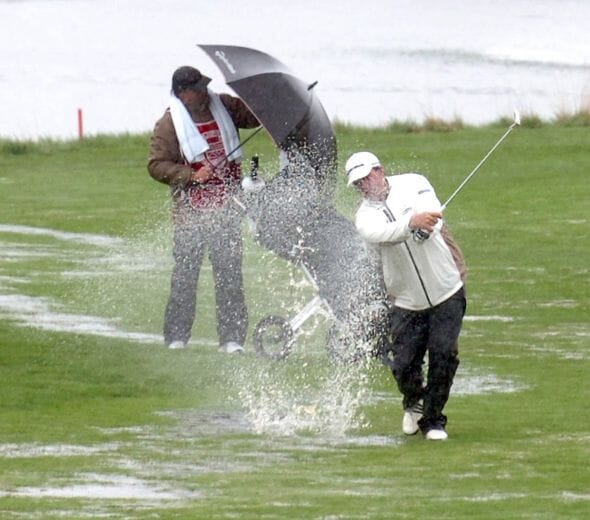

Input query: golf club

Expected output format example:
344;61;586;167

442;109;521;211
413;109;521;242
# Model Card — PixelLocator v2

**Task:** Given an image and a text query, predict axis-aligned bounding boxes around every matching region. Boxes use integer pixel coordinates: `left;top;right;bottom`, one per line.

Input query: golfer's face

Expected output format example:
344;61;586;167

355;167;389;201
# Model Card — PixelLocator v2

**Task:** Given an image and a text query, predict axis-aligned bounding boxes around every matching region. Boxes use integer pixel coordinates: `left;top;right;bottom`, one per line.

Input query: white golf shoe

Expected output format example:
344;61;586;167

219;342;244;354
402;401;423;435
167;341;187;350
425;428;448;441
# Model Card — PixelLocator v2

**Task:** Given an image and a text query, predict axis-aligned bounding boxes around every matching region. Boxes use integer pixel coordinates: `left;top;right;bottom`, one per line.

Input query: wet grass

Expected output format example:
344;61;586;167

0;123;589;518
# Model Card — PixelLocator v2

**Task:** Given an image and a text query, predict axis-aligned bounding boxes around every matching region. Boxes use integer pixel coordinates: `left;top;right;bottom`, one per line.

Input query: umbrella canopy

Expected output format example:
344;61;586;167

198;44;337;191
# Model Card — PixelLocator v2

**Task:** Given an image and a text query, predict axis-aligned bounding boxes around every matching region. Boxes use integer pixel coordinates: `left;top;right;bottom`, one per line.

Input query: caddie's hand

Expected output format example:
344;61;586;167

410;211;442;232
189;164;214;184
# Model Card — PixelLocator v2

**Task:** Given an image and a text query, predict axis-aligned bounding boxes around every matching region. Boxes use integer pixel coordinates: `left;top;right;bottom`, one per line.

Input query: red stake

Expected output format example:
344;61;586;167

77;108;84;140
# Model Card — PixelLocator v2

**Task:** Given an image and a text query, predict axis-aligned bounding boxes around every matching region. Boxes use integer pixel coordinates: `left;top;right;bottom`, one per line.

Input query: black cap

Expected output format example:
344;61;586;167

171;66;211;95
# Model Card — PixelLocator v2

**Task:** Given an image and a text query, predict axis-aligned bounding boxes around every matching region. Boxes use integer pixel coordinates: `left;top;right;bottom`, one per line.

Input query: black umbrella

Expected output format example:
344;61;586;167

198;44;337;190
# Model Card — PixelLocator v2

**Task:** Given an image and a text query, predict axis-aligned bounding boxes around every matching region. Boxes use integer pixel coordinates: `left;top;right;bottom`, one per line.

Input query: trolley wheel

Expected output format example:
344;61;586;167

253;315;294;360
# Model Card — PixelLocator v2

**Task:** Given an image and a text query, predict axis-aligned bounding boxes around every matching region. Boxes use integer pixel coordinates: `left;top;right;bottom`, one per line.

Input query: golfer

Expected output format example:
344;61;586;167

346;151;467;441
148;66;259;353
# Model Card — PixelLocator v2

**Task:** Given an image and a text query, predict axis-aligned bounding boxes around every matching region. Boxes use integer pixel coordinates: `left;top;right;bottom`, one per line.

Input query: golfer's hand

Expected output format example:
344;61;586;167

189;164;214;184
410;211;442;232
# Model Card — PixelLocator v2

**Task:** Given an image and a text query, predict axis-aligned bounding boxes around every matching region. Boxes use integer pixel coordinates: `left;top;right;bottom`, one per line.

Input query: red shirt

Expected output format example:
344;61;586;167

187;119;241;209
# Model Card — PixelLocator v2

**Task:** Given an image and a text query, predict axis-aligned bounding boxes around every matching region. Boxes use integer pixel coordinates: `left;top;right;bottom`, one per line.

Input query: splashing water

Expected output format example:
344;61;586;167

235;355;372;438
229;150;389;439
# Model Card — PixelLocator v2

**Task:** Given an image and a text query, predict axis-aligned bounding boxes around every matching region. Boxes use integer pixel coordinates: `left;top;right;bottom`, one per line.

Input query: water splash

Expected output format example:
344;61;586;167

234;355;372;438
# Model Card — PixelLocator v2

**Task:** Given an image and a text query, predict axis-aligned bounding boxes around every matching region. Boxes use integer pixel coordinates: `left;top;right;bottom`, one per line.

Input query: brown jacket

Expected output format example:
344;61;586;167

147;94;259;190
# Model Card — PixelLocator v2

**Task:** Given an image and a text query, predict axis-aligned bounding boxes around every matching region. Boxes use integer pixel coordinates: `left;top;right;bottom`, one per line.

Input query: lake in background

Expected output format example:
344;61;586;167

0;0;588;140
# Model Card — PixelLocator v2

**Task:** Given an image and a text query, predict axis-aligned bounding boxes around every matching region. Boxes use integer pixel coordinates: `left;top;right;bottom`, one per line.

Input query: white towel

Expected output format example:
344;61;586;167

168;91;242;165
208;91;242;163
168;95;207;163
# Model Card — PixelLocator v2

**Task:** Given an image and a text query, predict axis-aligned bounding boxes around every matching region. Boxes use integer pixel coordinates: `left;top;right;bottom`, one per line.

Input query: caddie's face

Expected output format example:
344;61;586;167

179;88;209;113
355;166;389;202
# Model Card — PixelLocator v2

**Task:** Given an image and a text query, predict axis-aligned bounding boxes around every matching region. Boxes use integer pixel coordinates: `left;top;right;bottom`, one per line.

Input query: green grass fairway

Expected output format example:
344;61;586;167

0;122;589;519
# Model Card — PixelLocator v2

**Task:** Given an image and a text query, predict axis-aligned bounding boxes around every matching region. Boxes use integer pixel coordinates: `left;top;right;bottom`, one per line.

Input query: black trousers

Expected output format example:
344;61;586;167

385;288;466;431
163;203;247;347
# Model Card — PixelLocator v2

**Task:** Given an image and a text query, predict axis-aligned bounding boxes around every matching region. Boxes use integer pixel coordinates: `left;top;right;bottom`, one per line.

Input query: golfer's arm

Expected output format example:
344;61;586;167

356;214;412;244
414;177;443;213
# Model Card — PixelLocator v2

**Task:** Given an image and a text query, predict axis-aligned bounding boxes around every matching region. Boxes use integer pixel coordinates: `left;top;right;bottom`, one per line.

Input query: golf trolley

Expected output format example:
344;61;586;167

251;255;387;362
252;263;335;360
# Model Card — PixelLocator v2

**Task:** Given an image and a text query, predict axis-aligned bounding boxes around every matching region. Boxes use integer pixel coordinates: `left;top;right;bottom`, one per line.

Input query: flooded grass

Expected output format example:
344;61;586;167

0;126;588;518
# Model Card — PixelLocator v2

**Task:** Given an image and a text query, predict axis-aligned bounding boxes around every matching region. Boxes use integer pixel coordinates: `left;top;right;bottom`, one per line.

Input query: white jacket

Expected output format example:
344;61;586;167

355;174;463;311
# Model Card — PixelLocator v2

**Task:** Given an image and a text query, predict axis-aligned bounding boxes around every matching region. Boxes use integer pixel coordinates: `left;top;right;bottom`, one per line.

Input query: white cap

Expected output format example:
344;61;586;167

345;151;381;186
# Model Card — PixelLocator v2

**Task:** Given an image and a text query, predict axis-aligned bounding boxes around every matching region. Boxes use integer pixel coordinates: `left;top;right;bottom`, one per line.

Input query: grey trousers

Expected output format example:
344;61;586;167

163;203;248;347
387;288;466;431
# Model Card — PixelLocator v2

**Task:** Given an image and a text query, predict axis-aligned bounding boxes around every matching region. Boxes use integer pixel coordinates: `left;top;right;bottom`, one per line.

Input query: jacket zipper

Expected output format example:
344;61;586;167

382;204;433;308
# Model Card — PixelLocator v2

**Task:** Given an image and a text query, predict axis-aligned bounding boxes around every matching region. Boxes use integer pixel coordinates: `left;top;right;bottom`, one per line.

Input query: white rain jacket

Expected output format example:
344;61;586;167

355;173;464;311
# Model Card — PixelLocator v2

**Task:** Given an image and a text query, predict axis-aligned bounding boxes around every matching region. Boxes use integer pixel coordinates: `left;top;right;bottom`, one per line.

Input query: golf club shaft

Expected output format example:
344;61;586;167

441;121;518;211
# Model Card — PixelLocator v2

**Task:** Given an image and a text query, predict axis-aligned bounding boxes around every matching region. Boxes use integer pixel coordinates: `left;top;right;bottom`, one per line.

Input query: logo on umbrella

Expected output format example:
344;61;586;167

214;50;236;74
